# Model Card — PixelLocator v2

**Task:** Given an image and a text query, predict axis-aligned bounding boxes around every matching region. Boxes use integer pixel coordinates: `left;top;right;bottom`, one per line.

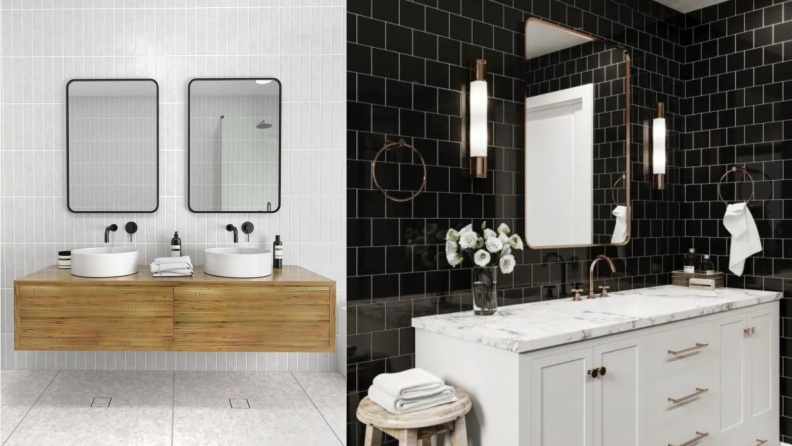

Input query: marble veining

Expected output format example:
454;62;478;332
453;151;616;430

411;285;781;353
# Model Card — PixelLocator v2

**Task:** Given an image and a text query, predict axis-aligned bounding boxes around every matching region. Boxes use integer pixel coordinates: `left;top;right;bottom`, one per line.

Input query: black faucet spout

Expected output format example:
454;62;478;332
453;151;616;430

105;224;118;243
226;224;239;243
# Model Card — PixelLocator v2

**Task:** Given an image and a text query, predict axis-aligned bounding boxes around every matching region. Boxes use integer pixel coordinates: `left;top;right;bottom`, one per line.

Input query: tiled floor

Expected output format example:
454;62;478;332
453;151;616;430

1;370;345;446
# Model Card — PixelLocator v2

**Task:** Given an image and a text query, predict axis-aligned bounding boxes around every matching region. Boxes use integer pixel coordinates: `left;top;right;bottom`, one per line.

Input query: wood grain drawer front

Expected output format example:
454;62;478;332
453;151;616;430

15;284;174;351
646;320;715;379
646;362;717;428
173;286;334;352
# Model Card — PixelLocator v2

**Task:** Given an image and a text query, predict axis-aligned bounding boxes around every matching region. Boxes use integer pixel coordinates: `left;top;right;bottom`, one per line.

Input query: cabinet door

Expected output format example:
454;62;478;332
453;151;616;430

717;312;749;444
746;307;779;444
530;347;593;446
593;338;641;446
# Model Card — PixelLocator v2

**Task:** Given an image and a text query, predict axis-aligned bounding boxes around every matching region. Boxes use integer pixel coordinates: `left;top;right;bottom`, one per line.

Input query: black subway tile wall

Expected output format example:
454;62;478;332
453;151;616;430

681;0;792;440
347;0;687;443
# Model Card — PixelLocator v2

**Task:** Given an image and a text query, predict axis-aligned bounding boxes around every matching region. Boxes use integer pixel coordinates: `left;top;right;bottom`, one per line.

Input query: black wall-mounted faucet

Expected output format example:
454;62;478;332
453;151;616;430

226;224;238;243
125;222;138;242
105;224;118;243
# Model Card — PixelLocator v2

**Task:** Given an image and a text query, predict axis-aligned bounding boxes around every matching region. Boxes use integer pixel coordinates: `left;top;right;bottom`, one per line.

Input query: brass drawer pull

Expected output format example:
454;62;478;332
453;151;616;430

668;387;709;405
756;440;768;446
669;431;709;446
668;343;709;356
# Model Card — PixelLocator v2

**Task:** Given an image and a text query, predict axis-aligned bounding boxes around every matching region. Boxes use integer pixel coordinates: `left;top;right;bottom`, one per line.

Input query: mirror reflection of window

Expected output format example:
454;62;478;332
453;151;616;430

524;20;630;248
67;79;159;213
188;79;281;213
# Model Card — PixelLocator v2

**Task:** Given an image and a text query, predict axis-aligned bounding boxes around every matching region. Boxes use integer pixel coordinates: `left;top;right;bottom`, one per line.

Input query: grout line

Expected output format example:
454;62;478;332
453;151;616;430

171;371;176;446
289;372;343;446
2;370;60;446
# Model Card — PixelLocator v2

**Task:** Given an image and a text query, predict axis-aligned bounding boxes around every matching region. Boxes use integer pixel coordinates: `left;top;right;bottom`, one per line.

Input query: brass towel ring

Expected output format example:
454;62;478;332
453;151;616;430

611;174;626;206
717;166;755;205
371;139;427;203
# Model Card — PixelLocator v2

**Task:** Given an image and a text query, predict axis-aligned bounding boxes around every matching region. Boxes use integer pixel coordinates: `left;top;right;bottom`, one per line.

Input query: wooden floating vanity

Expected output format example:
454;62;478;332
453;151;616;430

14;266;336;352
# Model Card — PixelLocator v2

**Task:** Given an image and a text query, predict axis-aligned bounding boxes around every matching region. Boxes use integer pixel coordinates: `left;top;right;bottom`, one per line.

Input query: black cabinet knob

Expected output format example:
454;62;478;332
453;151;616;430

599;367;607;376
588;368;599;378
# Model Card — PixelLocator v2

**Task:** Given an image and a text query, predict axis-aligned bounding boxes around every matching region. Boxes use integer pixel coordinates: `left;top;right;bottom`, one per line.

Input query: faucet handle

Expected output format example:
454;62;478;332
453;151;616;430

599;285;610;297
571;289;584;301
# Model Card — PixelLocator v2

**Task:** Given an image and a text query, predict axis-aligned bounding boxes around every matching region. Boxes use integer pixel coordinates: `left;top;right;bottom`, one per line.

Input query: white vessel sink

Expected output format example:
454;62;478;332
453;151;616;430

204;247;272;278
71;247;139;278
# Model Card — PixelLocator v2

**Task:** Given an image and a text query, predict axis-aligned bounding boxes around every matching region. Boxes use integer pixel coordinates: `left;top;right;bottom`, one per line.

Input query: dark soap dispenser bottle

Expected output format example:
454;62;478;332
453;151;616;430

273;235;283;268
171;232;181;257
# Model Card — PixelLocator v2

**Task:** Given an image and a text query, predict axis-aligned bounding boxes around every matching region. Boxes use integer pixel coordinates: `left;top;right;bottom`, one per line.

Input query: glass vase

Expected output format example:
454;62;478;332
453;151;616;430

472;266;499;315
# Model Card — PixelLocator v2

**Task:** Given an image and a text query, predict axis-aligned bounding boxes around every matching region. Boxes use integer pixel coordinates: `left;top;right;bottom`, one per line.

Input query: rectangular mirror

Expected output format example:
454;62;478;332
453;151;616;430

67;79;159;213
188;78;282;213
524;19;631;248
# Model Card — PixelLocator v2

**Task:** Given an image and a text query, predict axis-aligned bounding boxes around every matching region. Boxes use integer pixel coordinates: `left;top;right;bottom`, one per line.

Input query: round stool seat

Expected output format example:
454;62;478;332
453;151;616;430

357;388;472;430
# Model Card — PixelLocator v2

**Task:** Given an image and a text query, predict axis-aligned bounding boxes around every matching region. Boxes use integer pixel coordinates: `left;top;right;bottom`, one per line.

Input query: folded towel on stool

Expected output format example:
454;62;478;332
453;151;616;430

372;368;446;400
368;385;457;414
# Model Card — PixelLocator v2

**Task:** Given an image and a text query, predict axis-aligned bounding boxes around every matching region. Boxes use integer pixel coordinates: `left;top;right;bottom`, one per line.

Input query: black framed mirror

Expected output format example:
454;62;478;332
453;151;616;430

188;78;282;213
66;79;159;213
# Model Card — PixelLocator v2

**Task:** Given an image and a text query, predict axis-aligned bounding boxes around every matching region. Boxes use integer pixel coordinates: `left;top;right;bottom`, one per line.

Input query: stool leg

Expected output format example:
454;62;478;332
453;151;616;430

401;429;419;446
449;416;468;446
364;425;382;446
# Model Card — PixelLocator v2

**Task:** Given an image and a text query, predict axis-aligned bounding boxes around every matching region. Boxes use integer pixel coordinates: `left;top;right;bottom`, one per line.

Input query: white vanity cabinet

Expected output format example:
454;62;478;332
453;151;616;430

413;286;780;446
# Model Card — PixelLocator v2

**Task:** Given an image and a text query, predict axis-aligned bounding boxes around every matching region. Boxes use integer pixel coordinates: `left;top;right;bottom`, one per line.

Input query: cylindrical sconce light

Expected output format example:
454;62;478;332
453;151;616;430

470;59;488;179
652;102;666;190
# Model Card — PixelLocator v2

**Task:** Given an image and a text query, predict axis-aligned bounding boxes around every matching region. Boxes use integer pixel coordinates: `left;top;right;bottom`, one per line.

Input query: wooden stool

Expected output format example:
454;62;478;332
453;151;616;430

356;388;472;446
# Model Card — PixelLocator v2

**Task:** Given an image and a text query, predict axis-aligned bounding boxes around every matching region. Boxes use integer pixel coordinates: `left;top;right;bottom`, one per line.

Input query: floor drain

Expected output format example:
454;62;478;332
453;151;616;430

229;398;250;409
91;397;112;407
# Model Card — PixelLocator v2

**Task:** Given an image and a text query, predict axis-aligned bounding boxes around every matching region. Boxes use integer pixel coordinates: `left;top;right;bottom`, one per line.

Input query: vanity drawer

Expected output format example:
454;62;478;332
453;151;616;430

645;362;717;428
646;319;715;379
173;285;335;352
646;406;717;446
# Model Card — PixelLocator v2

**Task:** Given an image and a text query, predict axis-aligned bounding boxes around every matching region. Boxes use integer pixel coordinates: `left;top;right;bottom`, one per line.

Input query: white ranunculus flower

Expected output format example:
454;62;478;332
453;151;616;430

459;224;473;234
474;249;491;267
447;251;462;267
485;236;503;253
498;232;509;245
499;254;516;274
459;231;479;249
445;240;458;255
508;234;524;250
483;228;497;240
497;223;510;235
445;228;460;242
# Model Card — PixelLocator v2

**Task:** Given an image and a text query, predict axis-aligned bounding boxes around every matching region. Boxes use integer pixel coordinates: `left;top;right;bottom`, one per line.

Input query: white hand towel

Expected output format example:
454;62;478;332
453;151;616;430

372;368;445;400
368;385;457;414
723;203;762;276
152;256;193;267
152;269;194;277
611;205;628;244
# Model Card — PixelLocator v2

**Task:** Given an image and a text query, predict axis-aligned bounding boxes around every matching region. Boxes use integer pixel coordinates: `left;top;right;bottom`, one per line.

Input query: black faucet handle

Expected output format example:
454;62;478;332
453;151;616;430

241;222;254;234
125;222;138;242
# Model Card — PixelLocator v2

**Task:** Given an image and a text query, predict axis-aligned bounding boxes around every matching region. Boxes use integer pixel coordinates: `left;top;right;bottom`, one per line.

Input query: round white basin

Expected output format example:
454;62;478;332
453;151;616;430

71;247;139;278
204;247;272;278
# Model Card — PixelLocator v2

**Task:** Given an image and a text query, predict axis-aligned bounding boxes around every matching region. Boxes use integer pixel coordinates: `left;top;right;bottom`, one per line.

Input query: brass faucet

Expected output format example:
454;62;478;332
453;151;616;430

589;254;616;298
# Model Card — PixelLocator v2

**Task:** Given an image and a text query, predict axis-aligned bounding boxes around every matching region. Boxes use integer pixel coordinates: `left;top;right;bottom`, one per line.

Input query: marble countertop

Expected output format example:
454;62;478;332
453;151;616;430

411;285;781;353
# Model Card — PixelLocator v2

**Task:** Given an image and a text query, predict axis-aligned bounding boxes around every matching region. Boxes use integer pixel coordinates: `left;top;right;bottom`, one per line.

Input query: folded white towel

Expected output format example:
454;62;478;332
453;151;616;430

368;385;457;414
372;368;445;400
611;205;628;244
152;269;194;277
152;256;193;267
150;256;194;276
723;203;762;276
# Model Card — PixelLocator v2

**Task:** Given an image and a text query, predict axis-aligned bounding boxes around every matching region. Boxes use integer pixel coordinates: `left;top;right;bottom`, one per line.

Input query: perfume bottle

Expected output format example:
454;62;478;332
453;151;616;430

701;255;715;275
273;235;283;269
171;232;181;257
683;248;699;274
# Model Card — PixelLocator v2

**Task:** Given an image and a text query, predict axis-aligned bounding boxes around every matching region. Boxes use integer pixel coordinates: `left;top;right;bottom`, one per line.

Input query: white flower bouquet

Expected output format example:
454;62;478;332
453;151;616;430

445;222;524;274
445;222;525;315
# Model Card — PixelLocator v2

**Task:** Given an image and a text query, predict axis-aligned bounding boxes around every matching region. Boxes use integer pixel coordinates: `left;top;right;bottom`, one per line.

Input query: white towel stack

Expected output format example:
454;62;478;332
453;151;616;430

150;256;194;277
368;368;457;414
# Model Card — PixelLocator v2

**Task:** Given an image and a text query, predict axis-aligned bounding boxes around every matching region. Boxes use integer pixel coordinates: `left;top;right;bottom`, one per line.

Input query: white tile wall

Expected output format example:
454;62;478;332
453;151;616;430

0;0;346;373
